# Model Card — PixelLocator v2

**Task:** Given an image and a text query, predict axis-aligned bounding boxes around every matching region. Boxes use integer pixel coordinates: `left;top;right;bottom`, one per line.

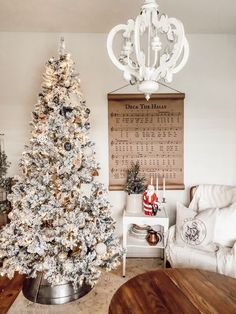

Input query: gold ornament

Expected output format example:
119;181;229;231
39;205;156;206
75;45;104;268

64;80;70;87
22;167;28;175
95;189;103;197
65;206;73;213
51;174;57;182
91;169;99;177
73;157;81;168
39;114;46;120
74;116;81;124
68;243;81;257
42;219;54;228
63;196;70;207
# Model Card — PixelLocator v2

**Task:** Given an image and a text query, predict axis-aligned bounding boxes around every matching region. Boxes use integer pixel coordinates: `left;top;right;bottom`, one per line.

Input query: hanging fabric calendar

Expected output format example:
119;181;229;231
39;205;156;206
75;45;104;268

108;93;185;191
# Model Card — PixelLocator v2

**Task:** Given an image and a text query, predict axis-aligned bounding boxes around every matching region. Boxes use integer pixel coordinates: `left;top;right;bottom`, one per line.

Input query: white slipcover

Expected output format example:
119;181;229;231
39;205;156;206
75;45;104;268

166;185;236;278
167;225;217;272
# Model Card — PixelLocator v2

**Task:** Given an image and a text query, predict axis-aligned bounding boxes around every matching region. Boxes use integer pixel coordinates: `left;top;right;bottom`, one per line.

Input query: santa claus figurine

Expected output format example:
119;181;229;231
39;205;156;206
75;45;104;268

143;184;159;216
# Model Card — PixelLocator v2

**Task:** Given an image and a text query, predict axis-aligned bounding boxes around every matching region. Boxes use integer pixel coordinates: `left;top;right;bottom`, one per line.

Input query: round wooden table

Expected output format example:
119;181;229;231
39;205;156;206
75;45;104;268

109;269;236;314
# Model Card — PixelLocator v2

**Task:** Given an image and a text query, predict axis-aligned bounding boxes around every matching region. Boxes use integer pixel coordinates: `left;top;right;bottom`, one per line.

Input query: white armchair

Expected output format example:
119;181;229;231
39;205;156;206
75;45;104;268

166;185;236;278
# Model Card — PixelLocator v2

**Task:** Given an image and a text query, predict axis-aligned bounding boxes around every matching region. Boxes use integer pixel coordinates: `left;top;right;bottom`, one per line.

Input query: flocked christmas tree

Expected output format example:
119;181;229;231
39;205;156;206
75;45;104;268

0;39;122;288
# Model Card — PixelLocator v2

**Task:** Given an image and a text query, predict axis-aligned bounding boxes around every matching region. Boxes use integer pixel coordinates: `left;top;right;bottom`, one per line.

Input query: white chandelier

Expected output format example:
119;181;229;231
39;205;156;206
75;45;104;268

107;0;189;100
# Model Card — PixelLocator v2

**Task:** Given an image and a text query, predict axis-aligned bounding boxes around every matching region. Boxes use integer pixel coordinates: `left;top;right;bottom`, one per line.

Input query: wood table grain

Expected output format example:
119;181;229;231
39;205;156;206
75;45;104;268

109;269;236;314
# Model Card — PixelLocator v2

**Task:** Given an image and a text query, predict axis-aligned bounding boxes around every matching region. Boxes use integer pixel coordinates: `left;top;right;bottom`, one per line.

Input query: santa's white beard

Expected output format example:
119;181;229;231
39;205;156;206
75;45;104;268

146;191;154;202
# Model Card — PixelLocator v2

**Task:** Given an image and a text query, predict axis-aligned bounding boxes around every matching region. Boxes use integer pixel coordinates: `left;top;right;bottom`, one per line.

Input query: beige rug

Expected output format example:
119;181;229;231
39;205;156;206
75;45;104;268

9;258;163;314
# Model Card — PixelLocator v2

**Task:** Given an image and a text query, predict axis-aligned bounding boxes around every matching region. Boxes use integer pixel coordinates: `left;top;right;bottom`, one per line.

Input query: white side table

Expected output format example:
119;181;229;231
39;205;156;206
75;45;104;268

122;205;169;277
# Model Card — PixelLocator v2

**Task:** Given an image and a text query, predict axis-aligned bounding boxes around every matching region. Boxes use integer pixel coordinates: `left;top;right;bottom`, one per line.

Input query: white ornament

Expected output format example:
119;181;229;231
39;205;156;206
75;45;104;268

78;221;85;229
58;252;67;261
83;146;93;157
37;264;44;272
80;183;92;197
8;212;13;220
95;243;107;255
64;260;74;272
37;135;47;144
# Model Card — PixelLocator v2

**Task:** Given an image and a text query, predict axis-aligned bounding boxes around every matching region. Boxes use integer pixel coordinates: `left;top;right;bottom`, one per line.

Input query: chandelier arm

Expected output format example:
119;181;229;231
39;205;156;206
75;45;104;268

150;18;186;81
107;24;129;72
127;59;137;71
172;37;189;74
134;15;144;67
107;22;139;80
164;18;186;69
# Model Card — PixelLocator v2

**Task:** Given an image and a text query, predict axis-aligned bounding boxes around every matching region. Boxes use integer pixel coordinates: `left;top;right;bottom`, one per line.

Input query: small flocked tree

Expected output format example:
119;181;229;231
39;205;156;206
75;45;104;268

124;161;146;195
0;146;11;214
0;40;122;288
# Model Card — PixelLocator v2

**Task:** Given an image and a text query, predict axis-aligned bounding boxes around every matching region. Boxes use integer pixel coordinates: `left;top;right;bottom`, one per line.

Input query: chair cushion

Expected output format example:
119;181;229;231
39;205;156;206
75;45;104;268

189;185;236;211
175;202;218;252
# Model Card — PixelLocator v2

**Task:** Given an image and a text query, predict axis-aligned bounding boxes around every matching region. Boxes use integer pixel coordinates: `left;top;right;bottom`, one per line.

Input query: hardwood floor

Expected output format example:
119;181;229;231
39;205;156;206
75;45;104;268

0;274;24;314
1;269;236;313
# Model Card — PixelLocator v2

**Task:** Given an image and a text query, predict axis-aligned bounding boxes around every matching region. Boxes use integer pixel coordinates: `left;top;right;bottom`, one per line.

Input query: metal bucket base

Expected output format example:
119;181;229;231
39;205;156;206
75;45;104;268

22;273;92;305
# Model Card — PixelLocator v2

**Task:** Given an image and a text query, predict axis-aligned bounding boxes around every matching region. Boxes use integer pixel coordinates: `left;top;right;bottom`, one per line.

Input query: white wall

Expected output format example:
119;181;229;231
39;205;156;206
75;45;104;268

0;33;236;255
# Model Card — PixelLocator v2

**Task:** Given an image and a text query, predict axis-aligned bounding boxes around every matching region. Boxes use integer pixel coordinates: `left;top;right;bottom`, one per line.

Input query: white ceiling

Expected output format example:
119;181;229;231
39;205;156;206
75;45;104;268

0;0;236;34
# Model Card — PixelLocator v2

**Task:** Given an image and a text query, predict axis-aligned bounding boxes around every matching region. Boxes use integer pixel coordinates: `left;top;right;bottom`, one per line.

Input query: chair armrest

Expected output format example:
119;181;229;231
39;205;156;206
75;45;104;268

216;241;236;278
167;225;176;243
166;225;176;266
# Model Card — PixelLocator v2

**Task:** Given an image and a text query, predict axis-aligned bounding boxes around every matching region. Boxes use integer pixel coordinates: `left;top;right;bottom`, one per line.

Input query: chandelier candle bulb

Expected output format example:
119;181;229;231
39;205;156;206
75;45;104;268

107;0;189;100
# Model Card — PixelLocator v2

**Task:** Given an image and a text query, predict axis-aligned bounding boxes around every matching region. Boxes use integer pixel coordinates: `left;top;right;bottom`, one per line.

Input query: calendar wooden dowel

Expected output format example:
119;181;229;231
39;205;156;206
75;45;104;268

109;184;185;191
